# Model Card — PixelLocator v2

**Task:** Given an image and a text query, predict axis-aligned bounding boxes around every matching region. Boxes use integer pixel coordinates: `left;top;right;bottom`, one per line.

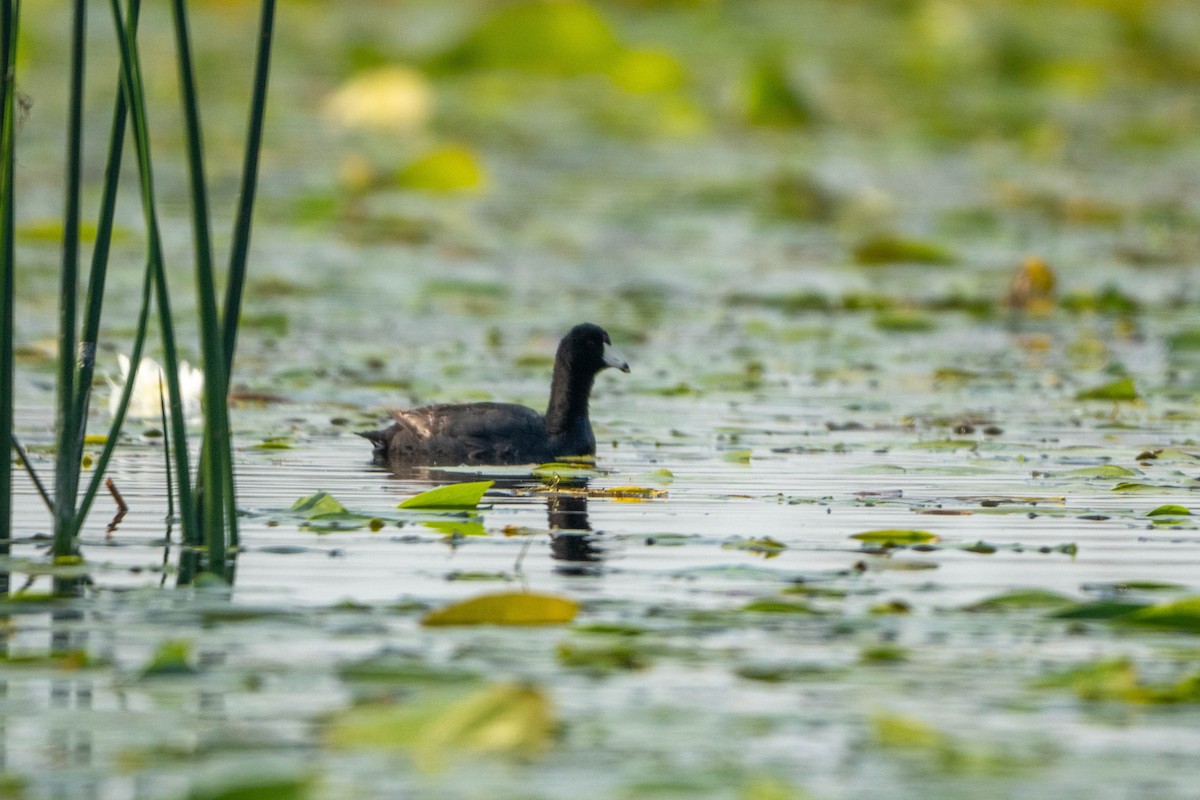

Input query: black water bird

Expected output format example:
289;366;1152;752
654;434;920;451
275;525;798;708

361;323;629;466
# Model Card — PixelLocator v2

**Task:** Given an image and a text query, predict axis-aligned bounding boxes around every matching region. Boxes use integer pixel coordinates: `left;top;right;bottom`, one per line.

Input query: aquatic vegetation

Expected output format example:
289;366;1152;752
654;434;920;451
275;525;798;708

5;1;1200;798
422;591;579;626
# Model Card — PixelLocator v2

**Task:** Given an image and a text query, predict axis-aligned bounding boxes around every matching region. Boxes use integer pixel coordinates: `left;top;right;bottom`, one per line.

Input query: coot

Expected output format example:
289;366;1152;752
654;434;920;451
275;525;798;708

361;323;630;465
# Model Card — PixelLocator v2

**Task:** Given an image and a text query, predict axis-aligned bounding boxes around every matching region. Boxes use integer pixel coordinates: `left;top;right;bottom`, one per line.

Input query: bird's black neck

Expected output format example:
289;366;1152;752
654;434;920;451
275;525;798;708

545;357;594;436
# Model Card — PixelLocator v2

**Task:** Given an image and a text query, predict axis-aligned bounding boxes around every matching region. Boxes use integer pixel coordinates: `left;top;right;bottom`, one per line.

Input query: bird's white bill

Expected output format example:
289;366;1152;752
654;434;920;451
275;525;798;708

603;343;631;373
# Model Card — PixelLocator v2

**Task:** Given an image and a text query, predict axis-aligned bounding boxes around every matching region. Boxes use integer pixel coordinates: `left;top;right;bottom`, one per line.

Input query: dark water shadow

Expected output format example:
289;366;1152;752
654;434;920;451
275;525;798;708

382;463;609;574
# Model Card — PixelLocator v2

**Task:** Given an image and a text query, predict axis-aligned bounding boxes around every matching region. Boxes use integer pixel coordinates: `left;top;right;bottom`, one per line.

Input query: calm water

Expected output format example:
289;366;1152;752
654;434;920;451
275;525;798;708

7;1;1200;797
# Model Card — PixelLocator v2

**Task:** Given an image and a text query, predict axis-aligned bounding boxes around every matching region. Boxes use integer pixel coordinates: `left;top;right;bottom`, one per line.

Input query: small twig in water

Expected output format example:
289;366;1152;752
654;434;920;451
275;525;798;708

513;534;534;575
105;477;128;539
11;436;53;511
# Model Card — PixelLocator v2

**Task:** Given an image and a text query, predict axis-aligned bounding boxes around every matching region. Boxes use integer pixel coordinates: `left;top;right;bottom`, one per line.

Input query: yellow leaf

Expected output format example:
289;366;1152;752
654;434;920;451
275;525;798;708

422;591;578;626
327;682;555;770
851;529;939;544
589;485;667;499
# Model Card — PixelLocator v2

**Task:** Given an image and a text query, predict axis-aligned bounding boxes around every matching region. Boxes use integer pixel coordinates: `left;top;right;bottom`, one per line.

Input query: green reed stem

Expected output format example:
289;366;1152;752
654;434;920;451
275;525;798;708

71;0;140;460
70;0;149;537
51;0;87;558
71;259;153;535
0;0;18;550
217;0;275;553
108;0;198;546
170;0;232;577
222;0;274;377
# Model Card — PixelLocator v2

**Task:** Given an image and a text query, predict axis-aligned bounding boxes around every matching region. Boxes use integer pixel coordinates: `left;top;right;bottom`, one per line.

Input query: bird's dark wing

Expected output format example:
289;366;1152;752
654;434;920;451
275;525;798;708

374;402;549;465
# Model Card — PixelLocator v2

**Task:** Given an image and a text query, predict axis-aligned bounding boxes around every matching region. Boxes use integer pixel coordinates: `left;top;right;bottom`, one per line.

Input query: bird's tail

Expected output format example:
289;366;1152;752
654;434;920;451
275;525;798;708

357;429;387;452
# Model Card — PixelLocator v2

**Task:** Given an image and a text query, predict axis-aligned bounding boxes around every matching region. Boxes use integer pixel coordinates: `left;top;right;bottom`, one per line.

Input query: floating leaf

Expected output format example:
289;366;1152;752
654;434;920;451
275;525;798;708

1112;482;1164;493
395;145;487;194
1147;504;1191;517
534;461;599;478
1065;465;1139;478
253;436;293;450
290;491;348;518
862;645;909;663
851;529;939;545
873;311;936;332
853;234;955;266
400;480;493;510
1051;601;1147;620
327;682;554;769
423;520;488;537
422;591;578;626
964;589;1076;612
741;599;821;614
723;536;788;557
743;56;812;127
609;48;686;94
186;776;313;800
1075;377;1139;402
1117;597;1200;633
436;0;620;75
589;485;668;500
338;654;480;686
557;639;650;671
1037;658;1200;704
141;640;196;678
872;713;943;749
1167;328;1200;352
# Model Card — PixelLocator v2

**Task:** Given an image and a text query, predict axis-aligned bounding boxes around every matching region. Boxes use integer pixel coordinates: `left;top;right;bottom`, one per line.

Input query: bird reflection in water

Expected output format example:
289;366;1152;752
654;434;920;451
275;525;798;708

384;465;608;574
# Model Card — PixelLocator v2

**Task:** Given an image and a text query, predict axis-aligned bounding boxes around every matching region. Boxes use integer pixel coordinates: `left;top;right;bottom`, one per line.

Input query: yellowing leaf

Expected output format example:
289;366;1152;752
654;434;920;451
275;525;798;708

422;591;578;626
851;529;939;545
534;460;599;477
589;486;667;499
327;682;554;770
399;480;493;510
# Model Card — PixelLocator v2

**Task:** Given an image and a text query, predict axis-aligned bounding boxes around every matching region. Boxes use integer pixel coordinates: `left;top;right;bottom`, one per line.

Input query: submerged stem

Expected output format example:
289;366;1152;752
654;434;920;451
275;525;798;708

170;0;233;577
0;0;19;550
51;0;87;557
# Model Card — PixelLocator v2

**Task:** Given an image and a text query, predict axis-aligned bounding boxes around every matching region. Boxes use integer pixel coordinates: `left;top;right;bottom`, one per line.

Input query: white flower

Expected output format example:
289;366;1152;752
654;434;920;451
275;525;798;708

108;354;204;421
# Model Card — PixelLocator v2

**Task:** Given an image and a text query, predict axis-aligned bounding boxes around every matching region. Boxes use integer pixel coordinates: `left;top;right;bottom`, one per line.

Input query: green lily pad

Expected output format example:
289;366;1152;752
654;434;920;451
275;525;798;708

1147;504;1191;517
853;234;955;266
1117;597;1200;633
1065;465;1139;478
1050;601;1147;620
290;491;349;518
964;589;1076;613
399;480;494;510
1075;377;1139;402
